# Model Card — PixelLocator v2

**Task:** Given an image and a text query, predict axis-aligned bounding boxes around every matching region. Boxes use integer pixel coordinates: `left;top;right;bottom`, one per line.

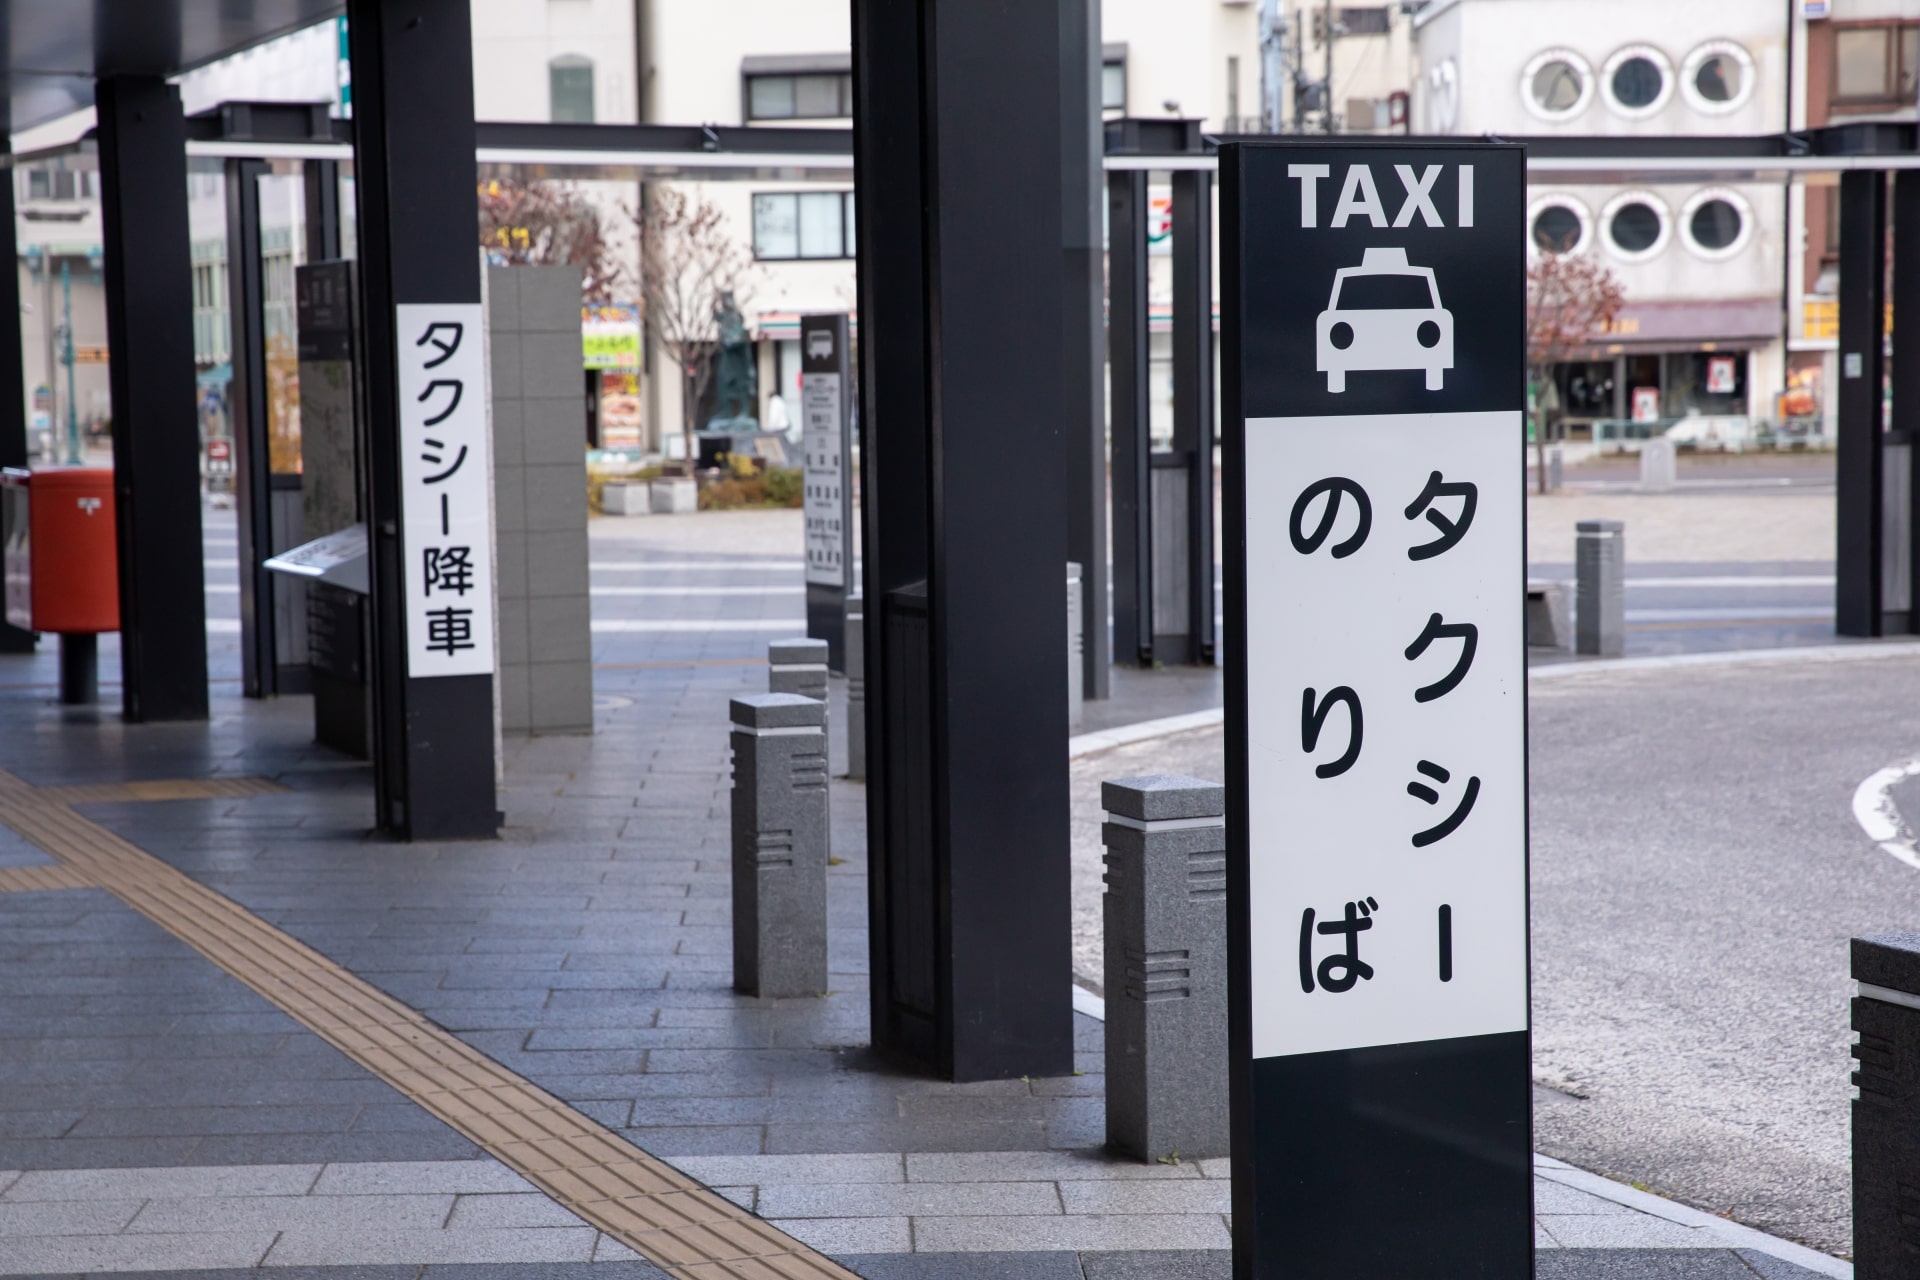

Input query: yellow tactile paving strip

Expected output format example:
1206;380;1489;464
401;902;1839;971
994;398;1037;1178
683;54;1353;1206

33;776;288;804
0;769;859;1280
0;863;94;892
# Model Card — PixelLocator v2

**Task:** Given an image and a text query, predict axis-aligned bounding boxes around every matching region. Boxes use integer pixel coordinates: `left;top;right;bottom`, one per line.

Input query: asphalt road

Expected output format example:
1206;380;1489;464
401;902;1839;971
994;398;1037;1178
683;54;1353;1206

1072;645;1920;1259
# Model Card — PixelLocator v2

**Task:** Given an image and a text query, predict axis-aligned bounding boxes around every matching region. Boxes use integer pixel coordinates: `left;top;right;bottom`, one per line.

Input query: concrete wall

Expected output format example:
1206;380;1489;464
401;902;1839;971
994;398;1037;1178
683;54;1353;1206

489;264;593;736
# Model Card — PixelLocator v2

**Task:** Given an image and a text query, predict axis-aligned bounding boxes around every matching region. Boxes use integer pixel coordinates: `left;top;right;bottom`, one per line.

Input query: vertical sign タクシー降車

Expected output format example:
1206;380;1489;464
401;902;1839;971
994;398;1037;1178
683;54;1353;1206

800;313;853;672
1219;143;1531;1278
396;304;494;679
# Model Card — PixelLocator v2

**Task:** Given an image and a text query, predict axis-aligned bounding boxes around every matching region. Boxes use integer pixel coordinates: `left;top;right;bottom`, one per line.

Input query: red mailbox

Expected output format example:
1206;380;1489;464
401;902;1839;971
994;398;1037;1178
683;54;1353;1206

2;468;119;634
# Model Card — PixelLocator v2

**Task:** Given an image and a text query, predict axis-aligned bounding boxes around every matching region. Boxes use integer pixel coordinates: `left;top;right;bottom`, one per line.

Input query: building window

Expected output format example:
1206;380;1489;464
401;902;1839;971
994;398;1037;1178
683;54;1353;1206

1602;45;1672;116
1529;199;1589;255
1834;25;1920;103
550;55;595;123
1681;189;1749;260
746;72;852;120
1681;41;1754;114
1603;192;1669;260
1339;6;1391;36
752;192;856;260
1521;49;1593;120
1102;59;1127;111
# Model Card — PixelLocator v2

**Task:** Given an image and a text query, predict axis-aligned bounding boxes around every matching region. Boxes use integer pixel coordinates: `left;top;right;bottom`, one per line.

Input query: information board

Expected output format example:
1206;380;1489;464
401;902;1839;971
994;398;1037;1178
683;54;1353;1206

396;304;495;679
800;313;854;670
1220;143;1531;1278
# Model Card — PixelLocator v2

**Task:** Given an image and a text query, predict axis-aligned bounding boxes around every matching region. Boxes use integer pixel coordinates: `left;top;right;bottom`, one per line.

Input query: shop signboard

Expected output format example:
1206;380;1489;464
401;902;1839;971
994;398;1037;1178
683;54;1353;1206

583;303;642;371
1219;142;1531;1277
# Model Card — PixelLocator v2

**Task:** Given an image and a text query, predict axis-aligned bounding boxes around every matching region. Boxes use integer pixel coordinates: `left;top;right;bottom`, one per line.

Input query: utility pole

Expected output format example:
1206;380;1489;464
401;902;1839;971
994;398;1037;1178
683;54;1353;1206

59;259;79;465
1322;0;1336;134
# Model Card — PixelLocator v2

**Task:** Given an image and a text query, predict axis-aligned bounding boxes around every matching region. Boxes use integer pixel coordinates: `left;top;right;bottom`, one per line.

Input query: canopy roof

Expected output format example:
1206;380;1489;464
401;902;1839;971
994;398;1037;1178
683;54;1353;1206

3;1;340;133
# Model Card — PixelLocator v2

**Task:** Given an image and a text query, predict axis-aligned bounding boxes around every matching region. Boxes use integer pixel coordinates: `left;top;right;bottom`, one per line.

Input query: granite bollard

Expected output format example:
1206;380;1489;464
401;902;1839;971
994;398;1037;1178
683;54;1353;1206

1102;774;1229;1162
729;693;829;998
845;596;865;781
1576;519;1625;658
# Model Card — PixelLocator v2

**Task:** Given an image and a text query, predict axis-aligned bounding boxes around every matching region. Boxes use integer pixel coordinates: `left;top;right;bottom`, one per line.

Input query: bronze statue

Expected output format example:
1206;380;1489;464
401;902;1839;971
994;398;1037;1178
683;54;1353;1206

704;291;759;432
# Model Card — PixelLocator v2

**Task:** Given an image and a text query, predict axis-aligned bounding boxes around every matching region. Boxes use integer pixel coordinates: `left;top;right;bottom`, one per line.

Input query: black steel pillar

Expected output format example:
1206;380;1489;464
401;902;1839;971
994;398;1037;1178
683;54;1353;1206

1169;167;1216;664
226;157;279;698
304;159;343;263
854;0;1075;1082
1107;164;1150;666
1888;169;1920;634
348;0;499;840
0;149;32;654
1062;0;1108;700
1837;169;1889;637
97;77;209;722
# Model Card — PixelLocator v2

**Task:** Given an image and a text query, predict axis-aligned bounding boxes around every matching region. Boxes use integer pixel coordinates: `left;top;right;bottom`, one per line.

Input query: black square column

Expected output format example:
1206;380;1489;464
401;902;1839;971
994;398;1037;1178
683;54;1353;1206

1888;169;1920;634
0;148;32;655
96;77;209;721
854;0;1075;1082
348;0;499;840
1062;0;1108;701
1169;168;1216;665
1837;169;1889;638
1108;164;1151;668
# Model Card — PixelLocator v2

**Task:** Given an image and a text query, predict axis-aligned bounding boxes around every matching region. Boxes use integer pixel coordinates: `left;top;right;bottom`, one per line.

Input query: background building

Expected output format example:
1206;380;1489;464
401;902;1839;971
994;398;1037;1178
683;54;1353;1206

1413;0;1794;439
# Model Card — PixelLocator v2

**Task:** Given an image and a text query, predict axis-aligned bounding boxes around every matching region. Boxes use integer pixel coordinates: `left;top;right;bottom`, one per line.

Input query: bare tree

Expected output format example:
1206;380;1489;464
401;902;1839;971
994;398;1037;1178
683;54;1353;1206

1525;242;1625;494
632;186;755;468
476;178;623;303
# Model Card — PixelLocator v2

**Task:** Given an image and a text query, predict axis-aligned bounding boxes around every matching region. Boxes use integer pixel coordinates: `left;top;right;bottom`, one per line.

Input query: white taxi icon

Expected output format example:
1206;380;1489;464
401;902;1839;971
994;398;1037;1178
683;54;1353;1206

1314;247;1454;393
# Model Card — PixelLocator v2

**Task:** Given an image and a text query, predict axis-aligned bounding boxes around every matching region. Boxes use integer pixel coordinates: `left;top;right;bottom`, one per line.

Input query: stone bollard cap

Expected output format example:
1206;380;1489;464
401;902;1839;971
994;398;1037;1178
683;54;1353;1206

731;693;825;729
1854;933;1920;995
768;638;830;665
1576;519;1625;534
1102;775;1226;822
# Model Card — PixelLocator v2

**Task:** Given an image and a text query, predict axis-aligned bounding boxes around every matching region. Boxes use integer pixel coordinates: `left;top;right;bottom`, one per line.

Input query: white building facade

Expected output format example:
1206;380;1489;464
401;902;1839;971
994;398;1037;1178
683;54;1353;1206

1413;0;1793;436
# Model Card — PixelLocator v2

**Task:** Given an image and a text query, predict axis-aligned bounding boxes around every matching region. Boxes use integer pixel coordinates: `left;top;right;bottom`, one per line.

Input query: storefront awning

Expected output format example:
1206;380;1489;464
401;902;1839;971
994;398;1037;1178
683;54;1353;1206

1566;297;1780;359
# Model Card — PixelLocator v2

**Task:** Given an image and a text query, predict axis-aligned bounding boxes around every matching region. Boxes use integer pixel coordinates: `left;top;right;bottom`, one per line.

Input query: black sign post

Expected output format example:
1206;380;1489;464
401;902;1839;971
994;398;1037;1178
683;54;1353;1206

800;313;854;672
1220;142;1531;1277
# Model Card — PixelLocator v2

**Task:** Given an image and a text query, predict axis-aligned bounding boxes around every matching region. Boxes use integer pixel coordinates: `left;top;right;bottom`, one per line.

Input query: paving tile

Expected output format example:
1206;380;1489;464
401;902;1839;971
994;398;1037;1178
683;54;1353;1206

1194;1158;1230;1180
0;1198;144;1235
1535;1251;1793;1279
666;1153;905;1187
446;1192;589;1230
619;1125;764;1156
759;1180;1062;1219
907;1152;1200;1183
1541;1215;1721;1249
837;1254;1086;1280
419;1263;672;1278
1057;1179;1231;1215
912;1213;1232;1252
1079;1250;1231;1279
765;1215;911;1255
1536;1178;1637;1216
0;1138;207;1172
311;1160;537;1197
263;1228;600;1267
0;1230;279;1272
64;1104;363;1139
127;1193;455;1234
1733;1249;1836;1279
188;1131;482;1166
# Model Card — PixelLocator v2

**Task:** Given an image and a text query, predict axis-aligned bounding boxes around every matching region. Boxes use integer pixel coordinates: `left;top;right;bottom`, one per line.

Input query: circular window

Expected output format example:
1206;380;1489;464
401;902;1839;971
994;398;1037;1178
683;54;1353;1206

1602;45;1674;117
1602;191;1670;260
1680;41;1755;114
1520;49;1594;121
1681;188;1751;259
1529;197;1590;255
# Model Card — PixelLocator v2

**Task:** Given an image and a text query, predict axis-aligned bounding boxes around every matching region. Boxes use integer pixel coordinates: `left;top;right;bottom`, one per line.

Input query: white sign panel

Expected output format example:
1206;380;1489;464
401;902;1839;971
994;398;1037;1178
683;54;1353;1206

802;370;847;588
396;303;495;678
1246;410;1525;1058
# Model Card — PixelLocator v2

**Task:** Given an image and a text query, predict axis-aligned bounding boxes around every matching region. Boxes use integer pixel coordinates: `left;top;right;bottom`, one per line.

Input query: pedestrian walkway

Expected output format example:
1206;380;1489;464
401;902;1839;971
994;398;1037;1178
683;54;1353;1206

0;505;1859;1277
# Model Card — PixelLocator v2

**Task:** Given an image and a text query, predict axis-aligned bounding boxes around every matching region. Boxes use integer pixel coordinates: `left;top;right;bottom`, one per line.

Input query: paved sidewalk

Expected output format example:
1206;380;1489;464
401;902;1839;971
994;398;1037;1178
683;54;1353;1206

0;509;1858;1278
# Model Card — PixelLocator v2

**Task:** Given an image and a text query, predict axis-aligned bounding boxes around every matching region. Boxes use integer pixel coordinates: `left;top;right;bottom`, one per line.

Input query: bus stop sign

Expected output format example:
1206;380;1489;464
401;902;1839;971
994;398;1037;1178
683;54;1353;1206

1219;142;1530;1278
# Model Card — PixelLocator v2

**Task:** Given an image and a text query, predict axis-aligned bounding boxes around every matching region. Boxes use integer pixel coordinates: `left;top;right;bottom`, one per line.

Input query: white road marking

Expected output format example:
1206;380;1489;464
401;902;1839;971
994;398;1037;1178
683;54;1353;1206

1619;576;1834;589
1852;759;1920;872
587;585;804;597
1624;606;1833;623
589;560;801;572
591;619;802;633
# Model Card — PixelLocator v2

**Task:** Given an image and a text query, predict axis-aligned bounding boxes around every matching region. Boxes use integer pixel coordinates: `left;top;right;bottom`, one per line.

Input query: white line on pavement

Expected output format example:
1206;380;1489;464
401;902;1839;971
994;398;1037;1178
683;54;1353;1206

588;585;805;597
1851;759;1920;872
1617;576;1835;589
1067;709;1224;759
591;619;803;632
589;560;801;571
1624;606;1833;623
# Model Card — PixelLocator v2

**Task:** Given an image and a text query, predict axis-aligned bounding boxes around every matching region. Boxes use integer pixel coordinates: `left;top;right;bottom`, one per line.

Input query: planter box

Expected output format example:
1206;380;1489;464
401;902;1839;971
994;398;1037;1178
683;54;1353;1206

651;477;698;514
601;481;651;516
